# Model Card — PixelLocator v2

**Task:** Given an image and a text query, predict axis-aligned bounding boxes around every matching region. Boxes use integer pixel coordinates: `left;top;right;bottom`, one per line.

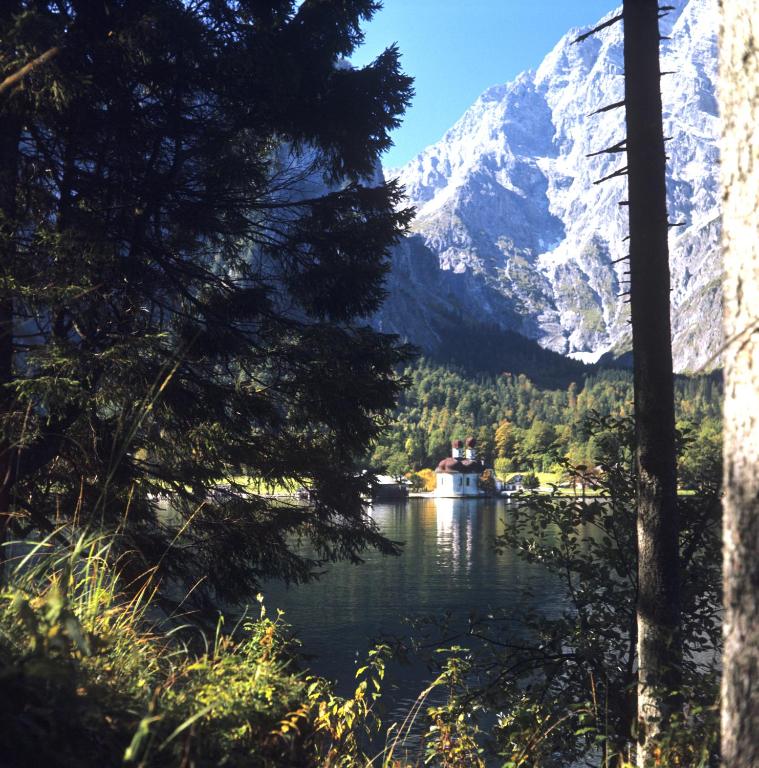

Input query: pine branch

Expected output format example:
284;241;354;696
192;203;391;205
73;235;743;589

594;165;629;185
590;100;626;117
0;47;60;96
611;254;630;264
573;14;623;44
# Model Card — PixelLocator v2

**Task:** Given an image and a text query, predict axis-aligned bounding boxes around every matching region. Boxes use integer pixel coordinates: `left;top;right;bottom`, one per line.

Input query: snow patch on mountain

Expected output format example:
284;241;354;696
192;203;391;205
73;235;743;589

386;0;720;372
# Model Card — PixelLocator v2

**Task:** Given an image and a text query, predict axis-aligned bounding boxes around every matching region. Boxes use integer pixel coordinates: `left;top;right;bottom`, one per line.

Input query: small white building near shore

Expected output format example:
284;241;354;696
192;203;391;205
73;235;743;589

435;438;484;497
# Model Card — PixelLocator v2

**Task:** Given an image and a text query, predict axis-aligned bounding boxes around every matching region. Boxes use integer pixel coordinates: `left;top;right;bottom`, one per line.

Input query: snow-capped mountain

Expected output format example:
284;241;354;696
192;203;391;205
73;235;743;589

381;0;720;372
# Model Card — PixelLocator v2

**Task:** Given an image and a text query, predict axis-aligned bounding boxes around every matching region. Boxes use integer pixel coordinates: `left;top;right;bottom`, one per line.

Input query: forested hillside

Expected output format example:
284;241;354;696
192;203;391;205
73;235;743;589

371;359;722;484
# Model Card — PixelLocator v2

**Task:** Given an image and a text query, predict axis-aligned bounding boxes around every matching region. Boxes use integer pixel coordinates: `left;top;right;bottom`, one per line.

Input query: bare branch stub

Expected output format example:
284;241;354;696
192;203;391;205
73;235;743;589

573;13;623;44
590;100;626;117
612;254;630;264
594;165;630;185
587;139;627;158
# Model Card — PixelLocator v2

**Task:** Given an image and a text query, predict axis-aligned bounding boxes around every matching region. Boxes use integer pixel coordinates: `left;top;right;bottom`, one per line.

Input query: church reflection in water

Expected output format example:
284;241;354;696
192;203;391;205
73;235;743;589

435;497;497;575
263;497;561;700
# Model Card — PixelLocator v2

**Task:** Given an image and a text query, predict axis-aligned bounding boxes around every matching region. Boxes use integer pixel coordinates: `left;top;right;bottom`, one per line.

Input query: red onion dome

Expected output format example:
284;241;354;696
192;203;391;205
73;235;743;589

465;436;477;448
435;458;484;474
435;457;467;473
452;439;464;449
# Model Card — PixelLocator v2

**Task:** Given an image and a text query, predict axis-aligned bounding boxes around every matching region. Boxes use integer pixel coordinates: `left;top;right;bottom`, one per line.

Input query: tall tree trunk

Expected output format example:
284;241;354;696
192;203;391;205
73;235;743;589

719;1;759;765
0;0;20;541
623;1;682;762
0;115;20;550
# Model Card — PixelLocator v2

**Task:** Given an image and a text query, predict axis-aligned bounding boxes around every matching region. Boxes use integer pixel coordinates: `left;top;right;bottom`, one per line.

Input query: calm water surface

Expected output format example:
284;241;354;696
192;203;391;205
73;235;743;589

264;498;568;710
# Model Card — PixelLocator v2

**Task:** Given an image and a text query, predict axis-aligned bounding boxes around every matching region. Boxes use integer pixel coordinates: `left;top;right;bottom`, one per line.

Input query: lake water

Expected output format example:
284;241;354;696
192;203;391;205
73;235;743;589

263;497;568;730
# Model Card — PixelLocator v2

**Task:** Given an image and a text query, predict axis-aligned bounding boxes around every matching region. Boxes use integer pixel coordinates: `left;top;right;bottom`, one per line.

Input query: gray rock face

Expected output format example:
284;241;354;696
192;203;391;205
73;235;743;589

376;234;530;349
383;0;720;372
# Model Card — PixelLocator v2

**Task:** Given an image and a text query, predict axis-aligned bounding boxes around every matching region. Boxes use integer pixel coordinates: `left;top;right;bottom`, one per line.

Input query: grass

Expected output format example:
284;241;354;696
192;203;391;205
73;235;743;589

535;471;561;485
0;530;368;767
0;525;717;768
0;529;476;768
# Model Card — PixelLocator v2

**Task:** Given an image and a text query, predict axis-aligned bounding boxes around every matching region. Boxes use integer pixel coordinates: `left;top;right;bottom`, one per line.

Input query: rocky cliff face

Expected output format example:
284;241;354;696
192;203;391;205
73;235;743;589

380;0;720;372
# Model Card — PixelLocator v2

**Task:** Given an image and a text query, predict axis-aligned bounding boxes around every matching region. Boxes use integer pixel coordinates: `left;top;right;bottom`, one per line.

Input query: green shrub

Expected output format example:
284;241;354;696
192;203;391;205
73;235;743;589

0;529;486;768
0;531;393;768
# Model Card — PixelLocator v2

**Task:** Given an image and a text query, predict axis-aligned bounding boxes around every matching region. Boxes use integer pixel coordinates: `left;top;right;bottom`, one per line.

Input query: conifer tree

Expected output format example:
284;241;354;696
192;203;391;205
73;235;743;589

0;1;413;598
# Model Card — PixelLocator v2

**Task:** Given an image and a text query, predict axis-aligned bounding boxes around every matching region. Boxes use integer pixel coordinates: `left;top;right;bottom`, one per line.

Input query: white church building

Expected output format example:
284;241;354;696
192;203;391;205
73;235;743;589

435;437;484;497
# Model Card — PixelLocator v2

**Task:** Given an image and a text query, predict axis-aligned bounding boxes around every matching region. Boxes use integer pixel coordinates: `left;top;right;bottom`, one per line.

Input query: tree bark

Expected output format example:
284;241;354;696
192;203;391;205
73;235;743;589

623;1;682;763
719;1;759;765
0;115;20;547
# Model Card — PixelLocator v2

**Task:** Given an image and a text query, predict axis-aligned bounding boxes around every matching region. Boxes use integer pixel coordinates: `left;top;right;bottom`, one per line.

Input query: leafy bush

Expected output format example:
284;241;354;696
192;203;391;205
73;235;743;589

0;531;395;768
408;468;437;492
474;415;720;766
0;530;488;768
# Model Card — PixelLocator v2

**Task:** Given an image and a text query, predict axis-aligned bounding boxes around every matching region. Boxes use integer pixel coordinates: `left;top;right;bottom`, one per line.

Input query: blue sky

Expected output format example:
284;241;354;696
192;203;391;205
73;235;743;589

351;0;618;169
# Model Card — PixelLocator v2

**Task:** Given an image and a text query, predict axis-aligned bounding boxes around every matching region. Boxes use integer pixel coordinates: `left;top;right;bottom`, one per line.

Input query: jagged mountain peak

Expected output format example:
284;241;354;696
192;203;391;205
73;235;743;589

381;0;720;373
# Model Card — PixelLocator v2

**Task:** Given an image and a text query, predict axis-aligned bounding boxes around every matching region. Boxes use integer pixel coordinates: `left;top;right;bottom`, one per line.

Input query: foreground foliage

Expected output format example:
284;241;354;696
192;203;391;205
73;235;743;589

0;530;487;768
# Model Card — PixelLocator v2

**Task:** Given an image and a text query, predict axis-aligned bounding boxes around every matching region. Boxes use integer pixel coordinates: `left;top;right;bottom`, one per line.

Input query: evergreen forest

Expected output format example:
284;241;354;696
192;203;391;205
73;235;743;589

371;359;722;486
